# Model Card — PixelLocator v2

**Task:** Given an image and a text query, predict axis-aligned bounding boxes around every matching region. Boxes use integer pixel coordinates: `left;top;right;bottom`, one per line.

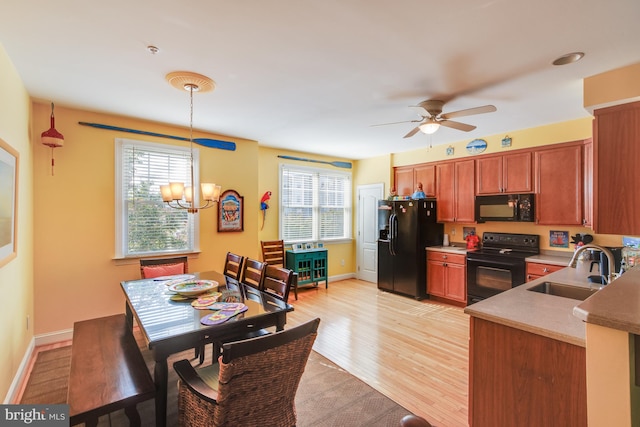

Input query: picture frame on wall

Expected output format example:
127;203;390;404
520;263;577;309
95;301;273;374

0;137;18;268
218;189;244;232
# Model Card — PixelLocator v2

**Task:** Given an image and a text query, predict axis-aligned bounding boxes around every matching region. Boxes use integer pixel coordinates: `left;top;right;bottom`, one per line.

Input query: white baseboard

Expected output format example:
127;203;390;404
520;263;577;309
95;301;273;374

3;338;34;404
3;329;73;404
34;328;73;346
328;273;355;282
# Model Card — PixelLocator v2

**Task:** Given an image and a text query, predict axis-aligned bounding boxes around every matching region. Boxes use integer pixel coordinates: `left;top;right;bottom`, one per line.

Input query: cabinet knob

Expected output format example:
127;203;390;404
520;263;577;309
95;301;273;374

443;263;448;267
442;255;447;259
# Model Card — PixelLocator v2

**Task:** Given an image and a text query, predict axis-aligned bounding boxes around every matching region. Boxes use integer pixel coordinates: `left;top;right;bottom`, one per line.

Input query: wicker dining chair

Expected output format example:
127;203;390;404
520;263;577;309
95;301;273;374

260;240;298;300
139;256;188;279
174;318;320;427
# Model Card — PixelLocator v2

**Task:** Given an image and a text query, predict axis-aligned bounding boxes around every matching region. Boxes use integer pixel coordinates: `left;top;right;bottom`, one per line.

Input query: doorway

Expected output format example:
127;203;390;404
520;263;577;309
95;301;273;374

356;183;384;282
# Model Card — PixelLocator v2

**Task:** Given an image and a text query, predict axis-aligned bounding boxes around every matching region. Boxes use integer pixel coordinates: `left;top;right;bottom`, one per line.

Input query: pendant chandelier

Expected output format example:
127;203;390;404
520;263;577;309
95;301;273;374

160;72;221;213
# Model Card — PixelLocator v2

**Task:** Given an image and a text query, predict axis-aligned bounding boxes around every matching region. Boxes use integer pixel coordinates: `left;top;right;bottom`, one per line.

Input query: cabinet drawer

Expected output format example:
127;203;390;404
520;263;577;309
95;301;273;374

427;251;466;264
526;262;564;276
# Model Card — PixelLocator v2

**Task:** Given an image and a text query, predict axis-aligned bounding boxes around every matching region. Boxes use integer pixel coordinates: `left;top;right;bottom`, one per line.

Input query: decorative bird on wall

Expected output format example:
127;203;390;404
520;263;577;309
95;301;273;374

260;191;272;230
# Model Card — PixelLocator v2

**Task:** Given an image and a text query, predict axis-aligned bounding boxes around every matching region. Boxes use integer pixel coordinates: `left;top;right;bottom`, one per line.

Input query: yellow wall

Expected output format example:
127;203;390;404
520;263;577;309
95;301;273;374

257;146;356;276
0;44;34;401
584;62;640;109
31;103;260;335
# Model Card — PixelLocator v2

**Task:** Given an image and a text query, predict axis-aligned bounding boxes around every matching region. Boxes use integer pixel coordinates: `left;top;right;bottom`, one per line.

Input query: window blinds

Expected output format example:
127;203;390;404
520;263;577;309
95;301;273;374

280;164;351;242
118;140;196;256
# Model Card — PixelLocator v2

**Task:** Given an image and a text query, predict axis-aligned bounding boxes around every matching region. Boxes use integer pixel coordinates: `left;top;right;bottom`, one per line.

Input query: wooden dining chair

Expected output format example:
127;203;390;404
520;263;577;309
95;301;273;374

262;264;294;302
173;318;320;427
223;252;244;280
139;256;188;279
260;239;298;299
240;258;266;290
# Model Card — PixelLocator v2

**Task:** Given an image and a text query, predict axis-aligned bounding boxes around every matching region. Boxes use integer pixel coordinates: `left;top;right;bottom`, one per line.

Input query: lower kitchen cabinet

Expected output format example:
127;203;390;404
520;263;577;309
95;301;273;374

285;249;328;288
525;261;564;282
426;251;466;304
469;317;587;427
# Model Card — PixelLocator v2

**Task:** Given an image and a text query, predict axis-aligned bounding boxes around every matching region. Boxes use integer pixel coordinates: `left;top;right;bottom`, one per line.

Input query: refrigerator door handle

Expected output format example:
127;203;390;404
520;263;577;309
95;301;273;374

390;213;397;256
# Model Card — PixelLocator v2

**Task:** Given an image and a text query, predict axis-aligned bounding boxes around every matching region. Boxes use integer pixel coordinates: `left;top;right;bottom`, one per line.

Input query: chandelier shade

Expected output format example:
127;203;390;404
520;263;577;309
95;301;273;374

160;72;220;213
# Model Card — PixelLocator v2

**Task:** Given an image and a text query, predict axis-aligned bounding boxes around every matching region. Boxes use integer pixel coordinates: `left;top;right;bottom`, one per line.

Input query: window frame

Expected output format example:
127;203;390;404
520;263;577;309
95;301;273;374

115;138;201;258
278;163;352;244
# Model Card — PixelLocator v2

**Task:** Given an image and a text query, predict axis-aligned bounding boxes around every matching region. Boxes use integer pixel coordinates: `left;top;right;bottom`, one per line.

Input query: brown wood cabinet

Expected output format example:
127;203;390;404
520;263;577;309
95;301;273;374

413;164;436;196
476;151;532;194
469;317;587;427
394;164;436;197
525;262;564;282
436;159;475;223
394;166;414;196
582;139;593;227
593;101;640;234
534;142;584;225
427;251;466;304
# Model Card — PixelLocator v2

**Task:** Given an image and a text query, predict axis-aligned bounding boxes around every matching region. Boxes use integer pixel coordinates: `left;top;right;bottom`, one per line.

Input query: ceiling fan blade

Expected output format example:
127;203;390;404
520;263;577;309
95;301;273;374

403;126;422;138
440;104;496;120
440;120;476;132
370;119;421;127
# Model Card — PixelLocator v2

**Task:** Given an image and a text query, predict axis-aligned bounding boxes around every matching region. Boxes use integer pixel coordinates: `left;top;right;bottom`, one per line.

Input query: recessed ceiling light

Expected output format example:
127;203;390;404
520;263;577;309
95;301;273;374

552;52;584;66
147;45;159;55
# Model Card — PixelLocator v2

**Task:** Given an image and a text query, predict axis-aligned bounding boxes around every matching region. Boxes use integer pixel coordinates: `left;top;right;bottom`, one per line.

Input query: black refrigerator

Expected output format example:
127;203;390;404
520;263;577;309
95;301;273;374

377;198;443;299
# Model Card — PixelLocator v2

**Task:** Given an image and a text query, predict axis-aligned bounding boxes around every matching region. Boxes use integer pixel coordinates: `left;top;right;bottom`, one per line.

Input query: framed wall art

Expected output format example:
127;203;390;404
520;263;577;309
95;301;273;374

0;137;18;267
218;189;244;232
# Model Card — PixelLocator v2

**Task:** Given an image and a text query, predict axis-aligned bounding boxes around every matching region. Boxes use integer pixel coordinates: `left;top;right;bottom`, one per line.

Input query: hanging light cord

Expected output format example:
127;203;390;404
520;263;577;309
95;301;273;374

188;84;196;204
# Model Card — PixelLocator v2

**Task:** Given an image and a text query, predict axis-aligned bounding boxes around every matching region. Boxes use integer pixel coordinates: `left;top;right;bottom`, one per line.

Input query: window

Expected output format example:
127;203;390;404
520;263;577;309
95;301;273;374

280;164;351;243
115;139;200;258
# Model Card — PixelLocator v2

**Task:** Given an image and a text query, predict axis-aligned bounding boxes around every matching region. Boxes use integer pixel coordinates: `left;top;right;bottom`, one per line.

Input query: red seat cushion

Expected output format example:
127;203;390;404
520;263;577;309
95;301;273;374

142;263;184;278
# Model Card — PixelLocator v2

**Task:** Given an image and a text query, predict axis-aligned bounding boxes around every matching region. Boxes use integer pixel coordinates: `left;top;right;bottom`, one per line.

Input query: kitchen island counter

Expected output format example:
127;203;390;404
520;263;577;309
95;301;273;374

464;260;594;347
573;265;640;335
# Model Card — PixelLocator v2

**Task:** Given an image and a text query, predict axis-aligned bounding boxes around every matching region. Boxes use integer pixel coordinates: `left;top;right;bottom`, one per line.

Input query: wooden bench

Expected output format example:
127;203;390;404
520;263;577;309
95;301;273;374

68;314;156;426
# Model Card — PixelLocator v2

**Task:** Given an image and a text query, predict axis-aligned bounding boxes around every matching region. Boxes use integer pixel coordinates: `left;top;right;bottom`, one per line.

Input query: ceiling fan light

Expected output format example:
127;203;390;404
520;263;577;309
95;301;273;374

419;122;440;135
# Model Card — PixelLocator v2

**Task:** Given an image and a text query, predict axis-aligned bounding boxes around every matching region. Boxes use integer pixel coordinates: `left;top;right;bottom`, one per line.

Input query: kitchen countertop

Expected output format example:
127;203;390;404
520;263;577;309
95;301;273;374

426;244;468;254
464;260;595;347
525;250;573;266
574;265;640;335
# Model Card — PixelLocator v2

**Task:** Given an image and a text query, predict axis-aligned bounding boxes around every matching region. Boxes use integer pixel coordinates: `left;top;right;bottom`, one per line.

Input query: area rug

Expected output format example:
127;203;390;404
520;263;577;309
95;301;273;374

21;344;414;426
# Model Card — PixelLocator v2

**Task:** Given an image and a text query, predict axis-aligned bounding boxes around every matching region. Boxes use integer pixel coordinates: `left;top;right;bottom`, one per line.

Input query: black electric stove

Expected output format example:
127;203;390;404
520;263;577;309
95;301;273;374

466;232;540;304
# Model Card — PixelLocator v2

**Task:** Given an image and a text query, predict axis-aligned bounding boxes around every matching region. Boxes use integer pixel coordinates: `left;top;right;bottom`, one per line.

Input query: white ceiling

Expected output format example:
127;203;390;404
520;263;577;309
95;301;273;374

1;0;638;160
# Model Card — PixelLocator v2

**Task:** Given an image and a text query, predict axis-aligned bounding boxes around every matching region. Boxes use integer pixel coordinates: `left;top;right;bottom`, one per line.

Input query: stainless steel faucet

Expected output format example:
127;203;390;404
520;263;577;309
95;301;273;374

568;244;616;284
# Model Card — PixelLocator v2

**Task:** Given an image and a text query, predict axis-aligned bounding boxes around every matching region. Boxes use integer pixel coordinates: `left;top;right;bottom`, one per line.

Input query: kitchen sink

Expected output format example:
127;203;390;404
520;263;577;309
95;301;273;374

527;281;599;301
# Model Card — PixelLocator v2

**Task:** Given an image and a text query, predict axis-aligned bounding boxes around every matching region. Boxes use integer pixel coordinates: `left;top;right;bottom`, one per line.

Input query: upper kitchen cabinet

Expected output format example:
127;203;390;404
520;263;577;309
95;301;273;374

413;164;436;197
593;101;640;234
436;159;475;223
394;166;414;196
534;141;584;225
476;151;533;194
394;163;436;197
582;139;593;228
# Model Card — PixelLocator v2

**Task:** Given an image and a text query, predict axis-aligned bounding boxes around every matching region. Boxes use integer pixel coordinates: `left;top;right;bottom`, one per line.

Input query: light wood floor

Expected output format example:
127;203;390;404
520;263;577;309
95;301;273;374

287;279;470;427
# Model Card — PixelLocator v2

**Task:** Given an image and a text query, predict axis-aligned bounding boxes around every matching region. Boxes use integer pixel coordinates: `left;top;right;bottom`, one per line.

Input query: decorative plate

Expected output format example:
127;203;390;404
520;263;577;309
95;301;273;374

466;139;487;154
168;280;218;296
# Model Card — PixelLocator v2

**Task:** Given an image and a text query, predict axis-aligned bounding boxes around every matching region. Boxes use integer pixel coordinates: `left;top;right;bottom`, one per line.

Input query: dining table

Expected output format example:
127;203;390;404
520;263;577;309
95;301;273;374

120;270;294;427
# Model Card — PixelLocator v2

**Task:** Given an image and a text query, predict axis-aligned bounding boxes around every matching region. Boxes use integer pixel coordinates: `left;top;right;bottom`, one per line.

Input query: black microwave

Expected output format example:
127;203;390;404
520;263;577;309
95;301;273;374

475;194;535;222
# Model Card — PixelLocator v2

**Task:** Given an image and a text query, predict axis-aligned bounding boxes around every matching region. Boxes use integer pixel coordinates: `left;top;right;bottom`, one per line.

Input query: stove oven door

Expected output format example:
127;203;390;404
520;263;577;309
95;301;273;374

466;256;526;304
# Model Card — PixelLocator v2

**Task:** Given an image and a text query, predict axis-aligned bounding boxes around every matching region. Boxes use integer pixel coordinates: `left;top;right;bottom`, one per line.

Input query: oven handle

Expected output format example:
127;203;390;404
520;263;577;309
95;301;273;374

466;257;523;267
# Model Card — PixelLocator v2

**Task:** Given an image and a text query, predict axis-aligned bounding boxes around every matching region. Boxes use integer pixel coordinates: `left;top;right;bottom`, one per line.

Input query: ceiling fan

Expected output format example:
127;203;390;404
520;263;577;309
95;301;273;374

376;100;497;138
